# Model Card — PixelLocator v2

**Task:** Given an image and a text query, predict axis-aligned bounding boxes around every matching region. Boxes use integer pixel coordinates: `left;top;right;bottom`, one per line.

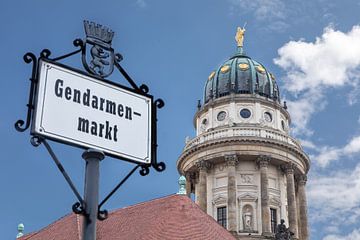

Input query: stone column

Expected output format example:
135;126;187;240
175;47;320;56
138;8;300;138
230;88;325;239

284;163;299;238
225;154;238;233
184;172;192;197
297;174;309;240
257;155;271;235
195;160;210;212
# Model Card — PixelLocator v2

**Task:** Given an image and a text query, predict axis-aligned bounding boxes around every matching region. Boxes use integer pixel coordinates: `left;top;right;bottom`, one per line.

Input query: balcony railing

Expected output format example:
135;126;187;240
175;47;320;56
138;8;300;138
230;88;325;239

184;127;302;150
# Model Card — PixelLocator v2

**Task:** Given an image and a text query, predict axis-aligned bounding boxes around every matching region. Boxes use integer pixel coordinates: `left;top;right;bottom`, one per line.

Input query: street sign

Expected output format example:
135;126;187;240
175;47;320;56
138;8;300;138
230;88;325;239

32;59;152;164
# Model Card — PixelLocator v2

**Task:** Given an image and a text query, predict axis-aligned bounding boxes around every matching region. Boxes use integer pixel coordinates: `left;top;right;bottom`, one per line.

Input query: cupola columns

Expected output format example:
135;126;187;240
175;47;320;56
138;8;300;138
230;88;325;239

257;156;272;235
297;174;309;240
195;160;210;212
225;155;239;233
284;163;299;238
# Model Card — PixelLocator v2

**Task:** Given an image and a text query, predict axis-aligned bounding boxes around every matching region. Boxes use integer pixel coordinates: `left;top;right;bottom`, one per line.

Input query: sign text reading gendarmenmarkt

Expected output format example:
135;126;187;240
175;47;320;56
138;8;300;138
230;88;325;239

32;60;152;164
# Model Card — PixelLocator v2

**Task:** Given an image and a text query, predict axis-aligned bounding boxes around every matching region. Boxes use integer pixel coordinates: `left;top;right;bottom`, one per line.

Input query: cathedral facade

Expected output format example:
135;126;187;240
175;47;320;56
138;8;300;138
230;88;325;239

177;29;310;240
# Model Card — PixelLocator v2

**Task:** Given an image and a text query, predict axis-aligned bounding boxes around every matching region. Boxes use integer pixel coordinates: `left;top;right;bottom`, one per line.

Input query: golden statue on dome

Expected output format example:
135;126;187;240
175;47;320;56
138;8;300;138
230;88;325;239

235;23;246;47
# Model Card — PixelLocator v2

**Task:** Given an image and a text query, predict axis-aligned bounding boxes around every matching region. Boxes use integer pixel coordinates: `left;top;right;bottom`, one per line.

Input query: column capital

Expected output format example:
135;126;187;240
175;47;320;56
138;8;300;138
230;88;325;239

282;162;296;175
225;154;239;167
256;155;271;168
296;174;307;185
195;160;212;171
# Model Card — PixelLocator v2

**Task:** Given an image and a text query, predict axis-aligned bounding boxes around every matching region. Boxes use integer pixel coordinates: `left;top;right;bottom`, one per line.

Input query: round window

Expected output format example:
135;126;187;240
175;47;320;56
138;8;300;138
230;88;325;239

217;111;227;121
240;108;251;119
264;112;272;122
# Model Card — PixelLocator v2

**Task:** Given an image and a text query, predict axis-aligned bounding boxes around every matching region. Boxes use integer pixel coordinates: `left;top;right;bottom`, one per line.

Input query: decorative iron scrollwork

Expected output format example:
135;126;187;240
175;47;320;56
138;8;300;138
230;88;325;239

97;209;108;221
15;52;37;132
30;136;42;147
16;20;166;222
139;166;150;176
72;202;85;215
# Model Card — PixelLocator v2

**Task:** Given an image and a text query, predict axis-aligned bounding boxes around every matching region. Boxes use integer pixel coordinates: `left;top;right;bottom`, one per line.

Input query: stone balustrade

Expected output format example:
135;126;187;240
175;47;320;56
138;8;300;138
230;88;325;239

184;126;302;150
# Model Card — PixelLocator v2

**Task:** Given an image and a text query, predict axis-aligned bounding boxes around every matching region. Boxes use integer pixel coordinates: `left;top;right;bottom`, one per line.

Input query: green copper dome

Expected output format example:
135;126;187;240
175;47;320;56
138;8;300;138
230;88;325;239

204;46;280;104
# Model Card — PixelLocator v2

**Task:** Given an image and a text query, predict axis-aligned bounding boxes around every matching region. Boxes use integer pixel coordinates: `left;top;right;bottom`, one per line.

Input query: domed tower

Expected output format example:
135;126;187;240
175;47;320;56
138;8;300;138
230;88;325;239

177;28;310;240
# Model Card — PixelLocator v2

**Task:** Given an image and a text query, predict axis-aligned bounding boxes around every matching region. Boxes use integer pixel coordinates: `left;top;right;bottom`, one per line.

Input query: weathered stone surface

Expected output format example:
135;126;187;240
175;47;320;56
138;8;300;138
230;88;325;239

284;163;299;238
257;155;271;235
226;154;238;232
297;175;309;240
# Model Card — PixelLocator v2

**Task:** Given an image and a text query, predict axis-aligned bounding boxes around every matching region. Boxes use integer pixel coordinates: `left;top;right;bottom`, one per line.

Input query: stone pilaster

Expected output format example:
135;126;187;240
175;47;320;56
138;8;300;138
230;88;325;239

297;174;309;240
257;155;271;235
195;160;211;212
225;154;238;233
284;163;299;238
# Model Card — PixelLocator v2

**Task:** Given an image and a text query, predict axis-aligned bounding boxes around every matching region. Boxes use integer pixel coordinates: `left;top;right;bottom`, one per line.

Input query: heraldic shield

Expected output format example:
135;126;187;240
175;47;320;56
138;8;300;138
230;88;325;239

82;21;116;78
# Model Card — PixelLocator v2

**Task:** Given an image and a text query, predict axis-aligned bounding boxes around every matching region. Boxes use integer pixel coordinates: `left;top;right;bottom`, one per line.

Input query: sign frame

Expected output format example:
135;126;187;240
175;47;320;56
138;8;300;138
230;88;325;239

31;58;154;165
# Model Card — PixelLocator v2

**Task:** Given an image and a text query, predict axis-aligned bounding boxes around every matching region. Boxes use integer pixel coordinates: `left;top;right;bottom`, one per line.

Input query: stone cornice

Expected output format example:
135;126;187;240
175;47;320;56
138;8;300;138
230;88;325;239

177;136;310;174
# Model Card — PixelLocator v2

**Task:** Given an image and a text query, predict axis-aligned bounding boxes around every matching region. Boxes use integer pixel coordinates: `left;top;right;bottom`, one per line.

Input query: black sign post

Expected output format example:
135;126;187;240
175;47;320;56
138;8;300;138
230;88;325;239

15;21;166;240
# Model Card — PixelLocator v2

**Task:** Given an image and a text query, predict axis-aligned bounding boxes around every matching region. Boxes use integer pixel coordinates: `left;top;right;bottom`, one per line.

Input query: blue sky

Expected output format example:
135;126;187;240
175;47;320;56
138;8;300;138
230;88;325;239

2;0;360;239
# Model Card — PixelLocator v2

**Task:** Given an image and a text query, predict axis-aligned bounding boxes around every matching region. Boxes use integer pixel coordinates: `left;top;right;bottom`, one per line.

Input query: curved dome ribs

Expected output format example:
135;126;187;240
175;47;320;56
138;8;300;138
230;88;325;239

203;51;281;104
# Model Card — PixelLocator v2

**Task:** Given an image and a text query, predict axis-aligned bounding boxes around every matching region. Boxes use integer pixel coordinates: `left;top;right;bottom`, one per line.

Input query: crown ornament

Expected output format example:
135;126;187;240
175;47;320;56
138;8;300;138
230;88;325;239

84;20;114;44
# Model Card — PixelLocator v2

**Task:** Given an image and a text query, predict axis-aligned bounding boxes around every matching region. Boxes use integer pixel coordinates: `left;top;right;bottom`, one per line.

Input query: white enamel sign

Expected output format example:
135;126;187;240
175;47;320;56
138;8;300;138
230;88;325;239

32;60;152;164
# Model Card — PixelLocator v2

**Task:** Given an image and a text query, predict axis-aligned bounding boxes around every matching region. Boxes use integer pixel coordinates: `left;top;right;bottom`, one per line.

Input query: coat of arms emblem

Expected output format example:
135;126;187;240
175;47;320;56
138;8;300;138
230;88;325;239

82;21;117;77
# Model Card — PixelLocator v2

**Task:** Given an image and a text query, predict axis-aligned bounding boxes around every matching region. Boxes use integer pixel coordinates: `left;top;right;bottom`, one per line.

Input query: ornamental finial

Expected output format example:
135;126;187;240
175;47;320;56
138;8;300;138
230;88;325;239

177;175;186;195
235;23;246;47
16;223;24;238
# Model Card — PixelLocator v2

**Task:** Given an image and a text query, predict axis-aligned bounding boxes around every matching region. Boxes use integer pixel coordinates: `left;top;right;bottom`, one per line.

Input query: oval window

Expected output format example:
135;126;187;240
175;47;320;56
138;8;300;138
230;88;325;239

217;111;227;121
240;108;251;119
264;112;272;122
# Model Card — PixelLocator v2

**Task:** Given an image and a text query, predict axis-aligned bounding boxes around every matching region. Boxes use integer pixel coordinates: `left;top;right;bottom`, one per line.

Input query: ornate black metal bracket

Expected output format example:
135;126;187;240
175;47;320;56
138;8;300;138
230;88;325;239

15;20;166;221
30;136;86;216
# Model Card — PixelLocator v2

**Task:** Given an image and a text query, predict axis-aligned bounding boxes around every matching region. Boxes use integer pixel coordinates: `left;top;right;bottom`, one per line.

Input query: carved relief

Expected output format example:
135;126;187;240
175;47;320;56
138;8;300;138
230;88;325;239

240;174;253;184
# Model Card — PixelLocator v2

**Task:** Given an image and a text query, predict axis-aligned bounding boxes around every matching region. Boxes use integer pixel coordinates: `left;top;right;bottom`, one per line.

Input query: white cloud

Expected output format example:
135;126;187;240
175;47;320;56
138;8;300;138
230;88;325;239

275;26;360;93
299;138;316;149
229;0;336;33
314;135;360;167
308;165;360;235
229;0;288;32
286;89;325;136
274;25;360;135
323;229;360;240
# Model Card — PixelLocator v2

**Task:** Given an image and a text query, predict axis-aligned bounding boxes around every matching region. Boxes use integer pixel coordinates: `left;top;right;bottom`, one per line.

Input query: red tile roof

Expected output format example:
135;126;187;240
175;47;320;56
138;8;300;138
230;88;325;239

20;194;236;240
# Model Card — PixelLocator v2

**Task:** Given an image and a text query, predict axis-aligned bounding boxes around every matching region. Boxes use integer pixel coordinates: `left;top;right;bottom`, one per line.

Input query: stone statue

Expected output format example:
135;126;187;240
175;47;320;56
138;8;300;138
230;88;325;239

235;26;246;47
275;219;294;240
243;206;252;231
